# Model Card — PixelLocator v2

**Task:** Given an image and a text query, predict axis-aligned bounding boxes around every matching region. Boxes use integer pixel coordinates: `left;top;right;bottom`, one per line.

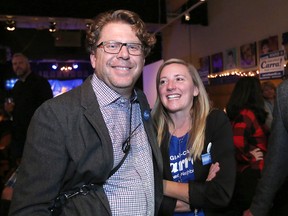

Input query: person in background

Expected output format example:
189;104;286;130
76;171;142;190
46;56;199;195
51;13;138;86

152;58;236;216
243;34;288;216
226;76;269;216
0;168;17;215
9;10;163;216
243;81;288;216
0;106;12;188
0;53;53;215
5;53;53;165
261;81;276;129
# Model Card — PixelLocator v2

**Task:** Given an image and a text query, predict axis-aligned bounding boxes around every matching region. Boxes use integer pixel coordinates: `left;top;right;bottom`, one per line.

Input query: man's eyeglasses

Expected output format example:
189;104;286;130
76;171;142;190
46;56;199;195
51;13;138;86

97;41;143;56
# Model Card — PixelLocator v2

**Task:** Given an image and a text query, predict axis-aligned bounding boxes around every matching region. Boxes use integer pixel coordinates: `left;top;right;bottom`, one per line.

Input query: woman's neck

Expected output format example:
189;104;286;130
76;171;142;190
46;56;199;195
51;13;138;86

169;114;192;137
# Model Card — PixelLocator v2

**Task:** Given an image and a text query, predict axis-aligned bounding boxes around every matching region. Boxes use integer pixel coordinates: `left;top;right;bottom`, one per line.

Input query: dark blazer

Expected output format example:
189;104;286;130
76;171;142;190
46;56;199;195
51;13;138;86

250;80;288;216
158;109;236;216
9;76;163;216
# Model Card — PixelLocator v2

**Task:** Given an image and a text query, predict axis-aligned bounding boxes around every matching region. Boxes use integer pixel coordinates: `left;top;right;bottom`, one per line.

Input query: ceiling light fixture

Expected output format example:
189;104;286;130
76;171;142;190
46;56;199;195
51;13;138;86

6;20;16;31
51;64;58;70
49;21;57;32
185;13;190;21
72;63;79;69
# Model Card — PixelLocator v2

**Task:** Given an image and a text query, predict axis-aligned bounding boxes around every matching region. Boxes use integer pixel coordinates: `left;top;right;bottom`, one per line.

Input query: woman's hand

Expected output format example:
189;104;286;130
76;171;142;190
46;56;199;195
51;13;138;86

206;162;220;181
250;148;263;161
163;162;220;203
175;200;191;212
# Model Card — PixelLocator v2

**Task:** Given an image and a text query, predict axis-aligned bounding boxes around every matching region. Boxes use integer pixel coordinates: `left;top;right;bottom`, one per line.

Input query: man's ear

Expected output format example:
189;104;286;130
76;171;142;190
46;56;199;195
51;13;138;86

90;54;96;69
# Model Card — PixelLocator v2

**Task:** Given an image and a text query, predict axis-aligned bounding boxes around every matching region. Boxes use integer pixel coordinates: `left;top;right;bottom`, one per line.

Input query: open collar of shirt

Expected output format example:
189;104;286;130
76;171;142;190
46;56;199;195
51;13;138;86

91;73;138;109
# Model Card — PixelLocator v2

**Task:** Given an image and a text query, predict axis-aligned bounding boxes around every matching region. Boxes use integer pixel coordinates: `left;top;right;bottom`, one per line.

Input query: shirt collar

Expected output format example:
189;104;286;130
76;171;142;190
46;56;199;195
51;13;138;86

91;73;138;108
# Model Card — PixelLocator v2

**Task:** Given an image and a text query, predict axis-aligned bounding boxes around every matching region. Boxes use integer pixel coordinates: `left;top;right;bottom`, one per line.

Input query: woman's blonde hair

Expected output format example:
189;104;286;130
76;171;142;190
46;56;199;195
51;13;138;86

152;58;211;160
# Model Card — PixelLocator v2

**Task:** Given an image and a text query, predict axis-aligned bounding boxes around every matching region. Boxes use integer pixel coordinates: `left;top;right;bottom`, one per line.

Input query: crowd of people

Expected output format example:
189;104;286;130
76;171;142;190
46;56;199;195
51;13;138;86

0;8;287;216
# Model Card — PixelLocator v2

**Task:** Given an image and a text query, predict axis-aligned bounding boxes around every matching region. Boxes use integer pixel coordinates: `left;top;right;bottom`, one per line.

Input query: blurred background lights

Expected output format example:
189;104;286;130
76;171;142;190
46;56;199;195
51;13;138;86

52;64;58;70
51;63;79;71
72;63;78;69
49;21;56;32
6;19;16;31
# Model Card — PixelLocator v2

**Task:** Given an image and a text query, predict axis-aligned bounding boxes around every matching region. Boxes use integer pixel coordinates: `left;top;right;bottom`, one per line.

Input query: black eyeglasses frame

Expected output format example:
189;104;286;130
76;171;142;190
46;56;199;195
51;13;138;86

96;41;143;56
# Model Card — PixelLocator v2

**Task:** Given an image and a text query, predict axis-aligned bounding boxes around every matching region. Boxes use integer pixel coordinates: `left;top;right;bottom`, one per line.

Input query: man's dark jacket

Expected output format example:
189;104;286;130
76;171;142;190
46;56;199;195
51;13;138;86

9;76;163;216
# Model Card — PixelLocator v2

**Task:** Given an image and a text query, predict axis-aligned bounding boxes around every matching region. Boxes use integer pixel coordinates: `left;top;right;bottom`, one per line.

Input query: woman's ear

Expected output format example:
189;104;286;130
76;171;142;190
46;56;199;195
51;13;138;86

193;86;199;96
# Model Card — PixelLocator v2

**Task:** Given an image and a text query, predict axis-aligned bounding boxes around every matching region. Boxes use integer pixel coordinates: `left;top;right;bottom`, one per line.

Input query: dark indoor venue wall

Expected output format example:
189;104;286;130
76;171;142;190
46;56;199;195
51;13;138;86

0;28;162;95
0;0;166;93
0;0;167;24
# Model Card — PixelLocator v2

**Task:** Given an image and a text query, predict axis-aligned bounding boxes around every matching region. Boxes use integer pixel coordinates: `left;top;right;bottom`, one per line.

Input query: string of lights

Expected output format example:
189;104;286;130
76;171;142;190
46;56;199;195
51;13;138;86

208;69;260;79
0;15;93;32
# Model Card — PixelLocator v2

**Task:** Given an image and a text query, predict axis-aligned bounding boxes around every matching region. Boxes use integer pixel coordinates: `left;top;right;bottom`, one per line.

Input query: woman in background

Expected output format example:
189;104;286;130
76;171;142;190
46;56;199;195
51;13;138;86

226;76;269;216
152;58;236;216
261;81;276;129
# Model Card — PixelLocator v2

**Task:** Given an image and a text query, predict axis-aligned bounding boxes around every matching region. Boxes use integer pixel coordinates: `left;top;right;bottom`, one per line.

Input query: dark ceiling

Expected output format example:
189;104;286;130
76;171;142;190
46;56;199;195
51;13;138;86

0;0;167;24
0;0;170;62
0;0;208;90
0;0;207;62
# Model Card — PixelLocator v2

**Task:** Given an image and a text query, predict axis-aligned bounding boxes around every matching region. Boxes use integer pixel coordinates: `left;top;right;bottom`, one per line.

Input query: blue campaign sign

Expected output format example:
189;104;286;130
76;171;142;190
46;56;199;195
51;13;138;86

259;50;285;79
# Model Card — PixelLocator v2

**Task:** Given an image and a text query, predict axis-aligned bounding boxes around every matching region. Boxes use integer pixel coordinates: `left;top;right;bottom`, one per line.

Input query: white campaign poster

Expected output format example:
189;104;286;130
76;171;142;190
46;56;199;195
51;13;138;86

259;50;285;79
143;59;164;109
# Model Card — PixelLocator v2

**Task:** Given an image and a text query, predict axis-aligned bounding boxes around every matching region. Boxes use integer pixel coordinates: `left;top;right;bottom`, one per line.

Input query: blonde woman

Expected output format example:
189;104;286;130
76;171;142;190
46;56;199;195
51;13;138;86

152;58;236;216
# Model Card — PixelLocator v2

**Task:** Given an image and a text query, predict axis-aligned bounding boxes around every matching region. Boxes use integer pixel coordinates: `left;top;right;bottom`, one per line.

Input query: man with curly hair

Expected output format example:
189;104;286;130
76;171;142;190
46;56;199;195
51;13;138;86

9;10;163;216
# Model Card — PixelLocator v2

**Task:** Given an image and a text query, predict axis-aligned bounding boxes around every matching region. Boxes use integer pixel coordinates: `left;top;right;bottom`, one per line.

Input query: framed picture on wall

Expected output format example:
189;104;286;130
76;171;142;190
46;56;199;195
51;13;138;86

199;56;210;72
240;42;257;68
211;52;223;73
198;56;210;85
258;35;279;56
224;48;237;70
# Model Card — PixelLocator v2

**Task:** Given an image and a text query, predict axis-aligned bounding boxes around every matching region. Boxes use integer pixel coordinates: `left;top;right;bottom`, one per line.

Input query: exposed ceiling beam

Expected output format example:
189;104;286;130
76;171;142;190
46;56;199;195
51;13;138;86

154;1;205;33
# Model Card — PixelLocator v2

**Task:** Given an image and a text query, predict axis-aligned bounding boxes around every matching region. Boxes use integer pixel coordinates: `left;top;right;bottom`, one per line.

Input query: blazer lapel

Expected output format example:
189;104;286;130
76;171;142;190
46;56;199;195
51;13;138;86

80;77;114;169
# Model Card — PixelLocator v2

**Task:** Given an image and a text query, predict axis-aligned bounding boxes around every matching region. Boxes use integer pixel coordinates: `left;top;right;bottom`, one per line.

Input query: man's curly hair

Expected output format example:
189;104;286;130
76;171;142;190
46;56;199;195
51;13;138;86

86;10;156;57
